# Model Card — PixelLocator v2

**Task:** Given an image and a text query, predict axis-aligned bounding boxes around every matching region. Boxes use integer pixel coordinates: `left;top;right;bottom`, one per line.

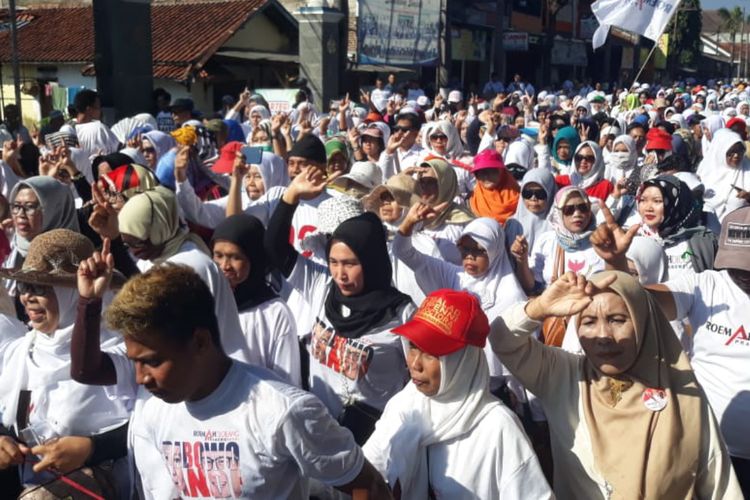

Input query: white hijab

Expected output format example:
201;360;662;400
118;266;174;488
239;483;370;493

0;287;132;438
626;236;668;285
363;344;498;498
605;135;638;182
570;141;606;189
505;168;556;252
422;120;464;160
698;129;750;220
75;121;120;157
701;115;725;157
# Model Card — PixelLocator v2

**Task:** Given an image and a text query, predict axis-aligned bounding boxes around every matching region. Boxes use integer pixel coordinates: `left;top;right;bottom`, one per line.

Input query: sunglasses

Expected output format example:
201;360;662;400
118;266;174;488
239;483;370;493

575;154;596;163
141;147;156;154
430;134;448;141
561;203;590;216
521;189;548;201
393;126;414;133
17;282;53;297
457;245;488;259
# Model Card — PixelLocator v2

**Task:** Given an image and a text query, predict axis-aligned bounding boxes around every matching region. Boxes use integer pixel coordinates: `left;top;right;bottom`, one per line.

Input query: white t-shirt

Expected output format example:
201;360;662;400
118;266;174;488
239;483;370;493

364;404;552;499
664;240;697;279
530;231;605;285
287;255;414;418
237;298;301;387
131;361;364;499
666;269;750;458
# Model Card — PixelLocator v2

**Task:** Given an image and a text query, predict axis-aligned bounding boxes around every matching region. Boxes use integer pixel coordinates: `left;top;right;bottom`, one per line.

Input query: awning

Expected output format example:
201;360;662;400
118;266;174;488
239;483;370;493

215;49;298;63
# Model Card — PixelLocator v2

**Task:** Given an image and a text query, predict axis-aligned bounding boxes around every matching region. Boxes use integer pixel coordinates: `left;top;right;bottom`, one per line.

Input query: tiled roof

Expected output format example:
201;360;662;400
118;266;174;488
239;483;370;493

0;0;269;80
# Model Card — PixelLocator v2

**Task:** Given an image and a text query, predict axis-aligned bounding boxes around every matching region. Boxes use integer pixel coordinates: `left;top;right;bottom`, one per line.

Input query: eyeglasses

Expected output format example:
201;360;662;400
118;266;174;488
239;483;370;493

123;238;149;250
458;245;488;259
379;192;396;203
561;203;590;216
141;147;156;154
429;134;448;142
521;188;548;201
574;154;596;163
17;282;52;297
11;202;41;217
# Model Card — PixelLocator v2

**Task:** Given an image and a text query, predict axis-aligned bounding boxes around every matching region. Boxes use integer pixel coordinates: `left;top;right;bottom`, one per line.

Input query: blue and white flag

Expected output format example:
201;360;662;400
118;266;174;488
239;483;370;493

591;0;682;50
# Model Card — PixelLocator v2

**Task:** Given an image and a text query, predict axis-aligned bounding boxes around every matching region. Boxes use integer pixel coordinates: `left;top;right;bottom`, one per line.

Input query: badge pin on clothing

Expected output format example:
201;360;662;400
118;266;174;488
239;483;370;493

642;388;668;412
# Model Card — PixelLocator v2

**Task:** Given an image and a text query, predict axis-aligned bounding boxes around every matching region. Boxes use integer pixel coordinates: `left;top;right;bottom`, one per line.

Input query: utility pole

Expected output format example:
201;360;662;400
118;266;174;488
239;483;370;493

494;0;506;81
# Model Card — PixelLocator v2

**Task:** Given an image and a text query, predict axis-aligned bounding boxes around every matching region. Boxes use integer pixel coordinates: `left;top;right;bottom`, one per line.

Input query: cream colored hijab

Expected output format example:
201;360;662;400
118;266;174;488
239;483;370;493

118;186;209;263
580;271;702;499
419;157;473;229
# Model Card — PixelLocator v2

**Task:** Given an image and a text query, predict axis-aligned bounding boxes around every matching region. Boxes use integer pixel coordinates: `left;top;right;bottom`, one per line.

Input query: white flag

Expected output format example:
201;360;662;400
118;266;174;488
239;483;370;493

591;0;681;50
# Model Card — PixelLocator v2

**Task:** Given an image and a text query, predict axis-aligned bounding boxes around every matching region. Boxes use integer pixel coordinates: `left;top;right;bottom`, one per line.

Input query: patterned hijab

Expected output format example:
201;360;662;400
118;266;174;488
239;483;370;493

638;175;702;245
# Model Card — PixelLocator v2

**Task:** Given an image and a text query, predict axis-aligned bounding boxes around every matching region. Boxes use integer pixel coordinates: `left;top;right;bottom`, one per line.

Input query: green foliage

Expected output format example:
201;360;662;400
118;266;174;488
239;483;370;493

666;0;702;68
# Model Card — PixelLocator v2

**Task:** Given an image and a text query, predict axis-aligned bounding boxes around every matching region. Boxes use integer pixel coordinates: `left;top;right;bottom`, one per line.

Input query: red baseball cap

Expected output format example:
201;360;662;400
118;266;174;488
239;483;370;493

212;141;244;174
470;149;505;174
727;117;748;140
392;289;490;357
645;128;672;151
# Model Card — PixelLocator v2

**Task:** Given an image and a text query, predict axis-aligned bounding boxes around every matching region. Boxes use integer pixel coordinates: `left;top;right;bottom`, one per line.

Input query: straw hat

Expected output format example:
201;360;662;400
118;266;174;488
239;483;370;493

0;229;125;288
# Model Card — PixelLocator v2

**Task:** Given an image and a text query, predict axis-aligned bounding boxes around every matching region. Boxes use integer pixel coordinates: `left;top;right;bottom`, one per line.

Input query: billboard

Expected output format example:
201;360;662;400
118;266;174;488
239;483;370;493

358;0;441;66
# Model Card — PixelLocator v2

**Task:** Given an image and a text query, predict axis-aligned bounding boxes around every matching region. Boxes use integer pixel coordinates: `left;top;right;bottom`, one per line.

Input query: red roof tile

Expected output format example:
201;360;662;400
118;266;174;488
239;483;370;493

0;0;269;80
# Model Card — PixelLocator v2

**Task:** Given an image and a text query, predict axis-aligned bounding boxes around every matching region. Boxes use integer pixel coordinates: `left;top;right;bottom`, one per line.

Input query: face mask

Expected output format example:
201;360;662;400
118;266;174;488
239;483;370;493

608;151;632;170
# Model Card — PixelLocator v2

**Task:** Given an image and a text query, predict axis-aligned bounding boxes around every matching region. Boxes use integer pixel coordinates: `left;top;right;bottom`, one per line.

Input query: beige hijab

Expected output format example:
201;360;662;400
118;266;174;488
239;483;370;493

419;157;473;229
579;271;702;499
118;186;209;263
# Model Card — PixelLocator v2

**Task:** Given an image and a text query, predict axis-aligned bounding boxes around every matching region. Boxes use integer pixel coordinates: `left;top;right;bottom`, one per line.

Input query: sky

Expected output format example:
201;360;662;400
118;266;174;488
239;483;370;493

701;0;749;9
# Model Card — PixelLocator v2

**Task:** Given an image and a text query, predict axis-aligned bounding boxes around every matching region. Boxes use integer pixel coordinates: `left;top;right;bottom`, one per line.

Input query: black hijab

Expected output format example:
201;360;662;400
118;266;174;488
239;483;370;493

324;212;412;339
211;214;277;311
641;175;702;243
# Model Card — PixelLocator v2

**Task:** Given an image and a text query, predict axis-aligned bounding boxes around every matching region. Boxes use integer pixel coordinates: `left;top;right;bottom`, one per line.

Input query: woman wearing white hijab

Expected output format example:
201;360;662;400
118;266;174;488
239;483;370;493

421;120;475;199
363;289;551;499
505;168;556;252
698;129;750;221
393;215;527;392
557;141;613;202
0;230;133;494
604;135;638;184
700;115;725;157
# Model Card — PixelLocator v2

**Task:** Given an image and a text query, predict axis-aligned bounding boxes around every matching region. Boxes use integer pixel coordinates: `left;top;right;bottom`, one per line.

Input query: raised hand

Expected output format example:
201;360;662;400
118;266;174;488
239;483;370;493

386;131;405;155
526;272;618;320
1;140;17;165
88;183;120;239
510;235;529;264
173;145;191;183
359;89;371;106
590;203;640;267
284;166;342;203
399;201;449;236
77;237;114;300
232;151;249;179
339;93;351;114
271;113;286;134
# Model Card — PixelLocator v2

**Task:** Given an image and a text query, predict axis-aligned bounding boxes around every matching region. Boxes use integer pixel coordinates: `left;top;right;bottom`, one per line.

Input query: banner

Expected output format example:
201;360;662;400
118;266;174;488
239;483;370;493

591;0;681;50
503;32;529;52
654;33;669;69
358;0;440;66
254;89;298;113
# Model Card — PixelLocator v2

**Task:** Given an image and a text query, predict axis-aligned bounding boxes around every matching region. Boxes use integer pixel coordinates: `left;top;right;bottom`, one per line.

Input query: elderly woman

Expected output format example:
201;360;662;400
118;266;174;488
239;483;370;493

363;290;552;499
490;270;741;499
0;230;133;497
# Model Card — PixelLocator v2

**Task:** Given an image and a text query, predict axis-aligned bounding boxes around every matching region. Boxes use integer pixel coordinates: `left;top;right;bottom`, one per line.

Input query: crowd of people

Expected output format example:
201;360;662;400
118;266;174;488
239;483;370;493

0;73;747;499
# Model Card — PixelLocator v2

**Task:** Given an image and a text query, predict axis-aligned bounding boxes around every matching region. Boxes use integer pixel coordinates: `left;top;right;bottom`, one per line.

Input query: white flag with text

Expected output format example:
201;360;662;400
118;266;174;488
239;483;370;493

591;0;682;50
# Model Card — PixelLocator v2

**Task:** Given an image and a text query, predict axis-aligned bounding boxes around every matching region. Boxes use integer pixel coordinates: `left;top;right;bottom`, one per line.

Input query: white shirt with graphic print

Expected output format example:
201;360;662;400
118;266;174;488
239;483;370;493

666;269;750;459
130;361;364;499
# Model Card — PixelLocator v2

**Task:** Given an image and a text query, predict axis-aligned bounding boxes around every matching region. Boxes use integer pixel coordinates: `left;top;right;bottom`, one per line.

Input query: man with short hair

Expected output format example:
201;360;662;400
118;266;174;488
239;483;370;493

1;104;31;143
74;89;120;156
378;112;423;178
170;98;195;127
77;261;391;499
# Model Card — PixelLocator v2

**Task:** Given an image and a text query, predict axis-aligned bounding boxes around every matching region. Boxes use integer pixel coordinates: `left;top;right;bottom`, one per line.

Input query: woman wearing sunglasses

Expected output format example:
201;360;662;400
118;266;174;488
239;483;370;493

512;186;605;296
421;121;474;199
555;141;614;202
505;168;556;255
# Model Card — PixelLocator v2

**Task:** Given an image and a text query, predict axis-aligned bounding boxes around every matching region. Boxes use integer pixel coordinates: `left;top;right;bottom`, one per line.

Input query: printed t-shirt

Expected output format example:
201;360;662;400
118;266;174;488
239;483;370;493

666;269;750;458
131;361;364;499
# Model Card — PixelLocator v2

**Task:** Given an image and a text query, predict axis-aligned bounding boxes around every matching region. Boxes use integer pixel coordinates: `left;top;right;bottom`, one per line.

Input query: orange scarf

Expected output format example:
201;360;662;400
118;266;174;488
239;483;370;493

469;171;520;224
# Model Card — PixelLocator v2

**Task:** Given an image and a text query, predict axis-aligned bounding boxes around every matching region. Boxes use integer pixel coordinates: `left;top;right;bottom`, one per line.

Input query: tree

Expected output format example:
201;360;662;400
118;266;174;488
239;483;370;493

665;0;701;73
718;6;745;78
